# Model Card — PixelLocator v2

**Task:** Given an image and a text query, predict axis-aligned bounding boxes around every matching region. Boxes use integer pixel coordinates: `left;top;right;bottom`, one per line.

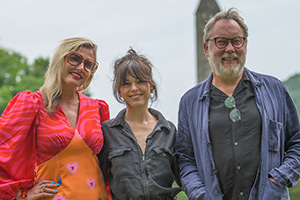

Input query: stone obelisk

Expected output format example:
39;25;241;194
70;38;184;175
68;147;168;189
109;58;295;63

196;0;220;83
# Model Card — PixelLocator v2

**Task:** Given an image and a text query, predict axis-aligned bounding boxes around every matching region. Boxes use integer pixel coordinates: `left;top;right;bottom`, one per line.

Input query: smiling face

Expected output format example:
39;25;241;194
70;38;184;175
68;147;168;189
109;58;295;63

61;46;95;90
119;74;152;109
204;19;247;79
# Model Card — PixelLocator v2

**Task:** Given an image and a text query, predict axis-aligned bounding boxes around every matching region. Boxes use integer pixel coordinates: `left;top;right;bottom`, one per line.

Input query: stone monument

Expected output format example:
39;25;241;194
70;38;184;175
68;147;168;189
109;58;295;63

196;0;220;82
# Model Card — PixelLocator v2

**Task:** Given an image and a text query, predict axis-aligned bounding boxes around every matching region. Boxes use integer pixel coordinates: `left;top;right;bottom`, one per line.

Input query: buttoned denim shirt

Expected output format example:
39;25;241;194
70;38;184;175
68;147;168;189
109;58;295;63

175;68;300;200
99;108;181;200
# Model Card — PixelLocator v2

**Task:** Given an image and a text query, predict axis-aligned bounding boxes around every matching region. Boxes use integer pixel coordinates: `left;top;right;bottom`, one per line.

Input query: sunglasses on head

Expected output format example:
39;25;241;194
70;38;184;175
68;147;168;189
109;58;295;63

66;52;98;73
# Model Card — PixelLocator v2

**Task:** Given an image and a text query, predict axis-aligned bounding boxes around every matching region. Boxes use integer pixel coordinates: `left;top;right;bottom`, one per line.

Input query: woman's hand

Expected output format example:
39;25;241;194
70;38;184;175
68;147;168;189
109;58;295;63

25;179;59;200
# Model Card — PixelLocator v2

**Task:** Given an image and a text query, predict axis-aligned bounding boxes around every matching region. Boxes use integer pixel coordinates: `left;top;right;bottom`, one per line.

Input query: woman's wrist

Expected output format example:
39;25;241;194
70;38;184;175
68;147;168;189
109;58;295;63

14;189;28;200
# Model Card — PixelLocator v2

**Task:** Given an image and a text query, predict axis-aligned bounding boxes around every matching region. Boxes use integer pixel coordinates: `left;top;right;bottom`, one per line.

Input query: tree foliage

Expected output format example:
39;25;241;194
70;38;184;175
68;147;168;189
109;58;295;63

0;47;48;114
284;73;300;116
284;74;300;199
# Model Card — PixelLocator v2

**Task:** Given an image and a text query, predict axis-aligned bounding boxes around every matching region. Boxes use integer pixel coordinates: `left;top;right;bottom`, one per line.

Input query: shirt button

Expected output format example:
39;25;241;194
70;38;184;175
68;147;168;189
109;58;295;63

237;165;241;170
240;191;244;196
234;141;238;146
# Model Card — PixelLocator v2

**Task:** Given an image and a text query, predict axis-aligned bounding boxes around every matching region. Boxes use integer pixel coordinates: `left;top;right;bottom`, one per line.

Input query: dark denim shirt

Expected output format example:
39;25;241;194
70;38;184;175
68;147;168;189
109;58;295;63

99;108;181;200
175;68;300;200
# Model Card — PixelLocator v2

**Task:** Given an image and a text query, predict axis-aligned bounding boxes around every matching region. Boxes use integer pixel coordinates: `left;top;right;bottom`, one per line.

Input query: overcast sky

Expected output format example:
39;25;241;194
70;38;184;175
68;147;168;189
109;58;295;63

0;0;299;123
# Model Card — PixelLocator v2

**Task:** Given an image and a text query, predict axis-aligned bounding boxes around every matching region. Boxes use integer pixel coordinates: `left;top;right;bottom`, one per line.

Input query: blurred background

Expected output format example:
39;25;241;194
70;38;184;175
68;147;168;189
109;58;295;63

0;0;299;198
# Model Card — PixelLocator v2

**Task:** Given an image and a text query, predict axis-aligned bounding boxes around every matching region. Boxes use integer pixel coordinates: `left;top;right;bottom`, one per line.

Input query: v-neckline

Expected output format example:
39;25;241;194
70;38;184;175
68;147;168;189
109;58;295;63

58;92;81;130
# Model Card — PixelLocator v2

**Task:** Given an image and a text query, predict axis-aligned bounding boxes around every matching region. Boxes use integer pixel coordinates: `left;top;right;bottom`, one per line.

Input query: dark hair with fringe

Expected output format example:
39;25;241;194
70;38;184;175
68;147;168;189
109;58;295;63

112;47;158;104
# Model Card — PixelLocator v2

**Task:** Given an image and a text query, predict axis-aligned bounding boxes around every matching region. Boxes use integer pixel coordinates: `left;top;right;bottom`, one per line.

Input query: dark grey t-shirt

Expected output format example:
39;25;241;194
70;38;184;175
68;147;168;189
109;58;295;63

209;72;262;200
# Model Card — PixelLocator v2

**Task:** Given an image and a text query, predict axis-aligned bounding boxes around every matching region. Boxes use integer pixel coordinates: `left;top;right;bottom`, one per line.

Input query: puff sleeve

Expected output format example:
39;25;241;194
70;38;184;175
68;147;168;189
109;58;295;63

98;99;110;123
0;90;40;199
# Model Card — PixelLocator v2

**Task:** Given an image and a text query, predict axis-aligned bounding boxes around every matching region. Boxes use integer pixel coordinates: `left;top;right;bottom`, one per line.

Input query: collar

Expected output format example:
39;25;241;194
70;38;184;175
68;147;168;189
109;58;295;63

244;67;263;87
108;108;171;131
197;67;263;101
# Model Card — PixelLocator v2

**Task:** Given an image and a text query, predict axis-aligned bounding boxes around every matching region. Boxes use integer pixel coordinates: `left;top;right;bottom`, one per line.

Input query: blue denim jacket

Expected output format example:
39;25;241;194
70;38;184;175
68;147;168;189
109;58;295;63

175;68;300;200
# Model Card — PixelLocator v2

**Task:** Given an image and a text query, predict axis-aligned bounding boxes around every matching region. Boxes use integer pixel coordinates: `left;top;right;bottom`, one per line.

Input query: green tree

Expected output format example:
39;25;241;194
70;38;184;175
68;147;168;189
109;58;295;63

285;73;300;116
284;74;300;199
0;47;49;114
0;47;40;114
13;57;49;94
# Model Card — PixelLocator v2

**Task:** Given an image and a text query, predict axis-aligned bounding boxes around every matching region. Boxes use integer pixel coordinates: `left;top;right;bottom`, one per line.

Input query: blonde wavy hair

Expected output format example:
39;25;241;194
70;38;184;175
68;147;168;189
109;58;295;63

40;37;98;116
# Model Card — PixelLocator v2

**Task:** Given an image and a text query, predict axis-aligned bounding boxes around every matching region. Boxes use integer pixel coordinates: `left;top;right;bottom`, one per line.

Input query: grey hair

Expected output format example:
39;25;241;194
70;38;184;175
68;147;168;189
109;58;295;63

203;8;248;43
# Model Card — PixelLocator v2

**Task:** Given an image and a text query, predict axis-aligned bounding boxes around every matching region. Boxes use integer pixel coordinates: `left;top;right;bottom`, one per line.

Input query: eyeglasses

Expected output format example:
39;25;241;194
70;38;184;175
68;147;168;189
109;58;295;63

66;52;98;73
224;95;241;122
207;37;245;49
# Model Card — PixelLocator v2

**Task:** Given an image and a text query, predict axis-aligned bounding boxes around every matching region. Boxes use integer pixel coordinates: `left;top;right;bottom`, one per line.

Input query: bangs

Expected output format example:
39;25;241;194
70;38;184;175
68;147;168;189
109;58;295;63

121;60;152;83
113;47;158;104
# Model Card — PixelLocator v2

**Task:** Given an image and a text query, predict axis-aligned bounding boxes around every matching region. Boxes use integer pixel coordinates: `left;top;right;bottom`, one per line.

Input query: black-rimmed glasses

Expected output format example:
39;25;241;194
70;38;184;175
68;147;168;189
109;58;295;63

66;52;98;73
207;37;245;49
224;96;241;122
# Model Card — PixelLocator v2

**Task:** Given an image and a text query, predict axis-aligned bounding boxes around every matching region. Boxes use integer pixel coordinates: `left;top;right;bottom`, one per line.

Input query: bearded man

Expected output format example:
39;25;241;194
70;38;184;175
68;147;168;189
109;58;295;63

175;8;300;200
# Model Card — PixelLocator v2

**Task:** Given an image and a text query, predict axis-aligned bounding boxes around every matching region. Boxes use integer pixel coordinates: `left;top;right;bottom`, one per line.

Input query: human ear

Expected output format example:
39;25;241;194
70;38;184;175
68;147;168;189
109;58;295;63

203;42;209;57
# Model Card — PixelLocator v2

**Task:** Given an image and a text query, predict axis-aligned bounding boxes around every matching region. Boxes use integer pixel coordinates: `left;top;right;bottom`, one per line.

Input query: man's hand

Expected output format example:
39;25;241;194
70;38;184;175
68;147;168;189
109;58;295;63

269;176;278;184
197;193;205;200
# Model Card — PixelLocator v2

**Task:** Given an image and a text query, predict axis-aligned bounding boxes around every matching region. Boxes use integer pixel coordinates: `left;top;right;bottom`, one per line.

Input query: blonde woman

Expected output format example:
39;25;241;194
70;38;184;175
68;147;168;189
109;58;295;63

0;37;109;200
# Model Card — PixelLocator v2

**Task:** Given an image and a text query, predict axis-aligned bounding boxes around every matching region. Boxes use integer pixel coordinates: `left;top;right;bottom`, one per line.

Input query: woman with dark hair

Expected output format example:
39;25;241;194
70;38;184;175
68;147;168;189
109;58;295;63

0;37;109;200
99;48;181;200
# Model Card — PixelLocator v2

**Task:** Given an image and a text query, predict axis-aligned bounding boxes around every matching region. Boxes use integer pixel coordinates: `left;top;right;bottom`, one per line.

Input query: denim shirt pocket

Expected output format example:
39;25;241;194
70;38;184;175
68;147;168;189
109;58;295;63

108;147;135;178
108;147;133;159
152;147;175;157
267;118;283;152
150;147;175;185
262;179;289;199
